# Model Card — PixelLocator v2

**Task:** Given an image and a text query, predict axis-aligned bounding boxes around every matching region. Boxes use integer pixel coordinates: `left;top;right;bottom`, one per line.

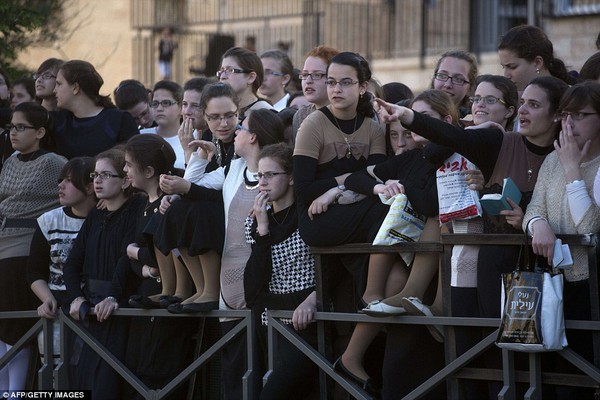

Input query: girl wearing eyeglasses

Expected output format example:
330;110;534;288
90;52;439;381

51;60;139;159
258;49;293;111
376;75;570;390
467;75;518;131
431;50;478;118
63;147;144;399
292;45;340;143
140;80;187;169
525;80;600;399
158;107;284;399
217;47;273;118
244;143;320;399
0;102;67;393
33;58;64;112
150;83;240;313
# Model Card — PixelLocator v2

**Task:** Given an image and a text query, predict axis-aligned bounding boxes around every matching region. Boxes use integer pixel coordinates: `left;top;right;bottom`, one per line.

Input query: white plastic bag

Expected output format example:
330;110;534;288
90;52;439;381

373;193;427;265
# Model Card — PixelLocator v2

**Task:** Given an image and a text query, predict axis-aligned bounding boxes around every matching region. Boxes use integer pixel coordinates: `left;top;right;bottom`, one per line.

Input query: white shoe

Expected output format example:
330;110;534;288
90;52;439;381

400;296;444;342
361;300;406;317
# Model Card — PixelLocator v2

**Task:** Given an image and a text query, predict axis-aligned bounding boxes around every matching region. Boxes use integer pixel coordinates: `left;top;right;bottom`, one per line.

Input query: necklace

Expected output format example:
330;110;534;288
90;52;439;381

244;167;259;190
143;198;158;217
271;205;292;225
332;115;358;158
213;139;235;167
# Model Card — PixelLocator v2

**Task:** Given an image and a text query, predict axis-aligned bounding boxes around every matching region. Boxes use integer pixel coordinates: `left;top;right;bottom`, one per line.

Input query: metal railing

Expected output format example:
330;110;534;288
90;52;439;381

2;234;599;399
263;233;600;400
0;309;254;400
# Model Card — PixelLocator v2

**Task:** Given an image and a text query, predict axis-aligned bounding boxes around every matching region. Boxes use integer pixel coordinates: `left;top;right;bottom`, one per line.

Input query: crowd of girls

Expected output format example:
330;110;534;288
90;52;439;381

2;23;600;400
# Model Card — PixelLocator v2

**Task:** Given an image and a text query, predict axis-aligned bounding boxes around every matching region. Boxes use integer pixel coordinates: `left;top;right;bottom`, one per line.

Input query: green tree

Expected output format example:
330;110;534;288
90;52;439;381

0;0;65;79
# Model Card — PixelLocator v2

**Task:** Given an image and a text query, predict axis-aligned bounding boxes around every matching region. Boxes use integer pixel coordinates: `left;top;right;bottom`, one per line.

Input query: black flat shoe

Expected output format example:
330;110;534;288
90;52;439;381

159;295;182;309
167;303;186;314
128;295;161;309
181;301;219;314
333;357;381;398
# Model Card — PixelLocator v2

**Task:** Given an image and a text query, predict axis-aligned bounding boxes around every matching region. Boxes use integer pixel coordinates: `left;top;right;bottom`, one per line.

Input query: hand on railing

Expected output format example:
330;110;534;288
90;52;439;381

94;297;119;322
69;296;86;321
37;297;58;319
292;291;316;331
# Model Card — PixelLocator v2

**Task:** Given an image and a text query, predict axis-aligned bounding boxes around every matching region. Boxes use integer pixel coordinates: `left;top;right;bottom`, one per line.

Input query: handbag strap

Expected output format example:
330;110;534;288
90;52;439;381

516;231;530;272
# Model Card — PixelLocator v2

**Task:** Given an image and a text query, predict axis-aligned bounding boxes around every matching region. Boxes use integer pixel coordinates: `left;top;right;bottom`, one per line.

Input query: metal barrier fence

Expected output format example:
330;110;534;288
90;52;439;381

1;234;599;399
265;233;600;400
0;309;254;400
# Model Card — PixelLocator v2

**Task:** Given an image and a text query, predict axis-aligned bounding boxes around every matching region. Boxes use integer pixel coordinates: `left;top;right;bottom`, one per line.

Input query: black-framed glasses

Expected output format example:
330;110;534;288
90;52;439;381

253;171;287;180
264;69;286;77
8;124;36;132
149;100;178;109
325;79;359;88
434;73;470;86
33;72;57;81
298;72;326;81
90;171;122;180
559;111;599;121
131;104;151;122
205;112;238;123
470;95;506;106
216;67;252;78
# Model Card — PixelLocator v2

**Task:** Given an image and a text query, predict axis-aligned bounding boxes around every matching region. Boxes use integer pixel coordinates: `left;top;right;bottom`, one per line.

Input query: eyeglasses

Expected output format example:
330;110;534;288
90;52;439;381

131;104;151;122
325;79;359;88
205;112;238;123
90;172;122;180
149;100;178;108
216;67;252;78
8;124;36;132
299;72;326;81
236;124;251;132
559;111;599;121
33;72;57;81
470;95;506;106
254;171;287;181
264;69;286;77
434;73;470;86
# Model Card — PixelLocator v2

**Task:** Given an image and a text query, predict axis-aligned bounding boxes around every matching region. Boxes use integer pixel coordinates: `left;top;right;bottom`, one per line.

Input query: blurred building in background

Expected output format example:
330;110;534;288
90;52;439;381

18;0;600;96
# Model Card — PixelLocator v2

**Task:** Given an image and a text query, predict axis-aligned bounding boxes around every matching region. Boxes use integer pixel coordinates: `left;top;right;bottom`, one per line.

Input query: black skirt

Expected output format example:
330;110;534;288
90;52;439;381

153;197;225;257
0;256;39;344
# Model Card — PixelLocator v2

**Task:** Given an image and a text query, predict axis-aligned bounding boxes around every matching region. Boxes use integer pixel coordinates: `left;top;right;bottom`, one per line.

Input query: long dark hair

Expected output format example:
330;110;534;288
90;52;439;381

124;134;179;177
246;109;284;148
59;156;95;194
59;60;115;109
327;52;375;118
